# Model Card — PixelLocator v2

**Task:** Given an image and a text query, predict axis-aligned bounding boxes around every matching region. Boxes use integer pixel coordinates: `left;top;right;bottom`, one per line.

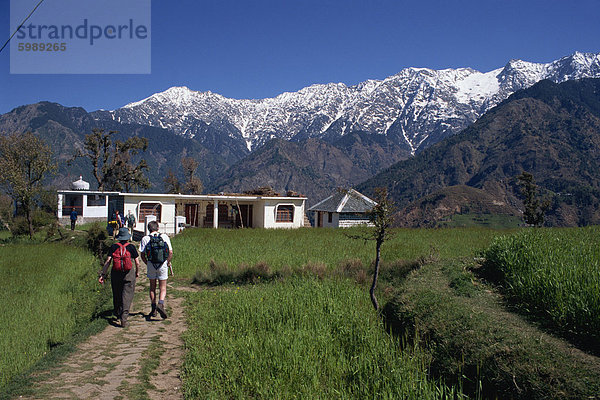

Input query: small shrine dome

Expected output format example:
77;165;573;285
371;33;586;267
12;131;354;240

71;176;90;190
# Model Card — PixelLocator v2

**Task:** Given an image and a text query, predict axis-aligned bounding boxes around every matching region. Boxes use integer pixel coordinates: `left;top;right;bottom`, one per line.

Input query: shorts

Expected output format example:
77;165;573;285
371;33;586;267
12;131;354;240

146;261;168;280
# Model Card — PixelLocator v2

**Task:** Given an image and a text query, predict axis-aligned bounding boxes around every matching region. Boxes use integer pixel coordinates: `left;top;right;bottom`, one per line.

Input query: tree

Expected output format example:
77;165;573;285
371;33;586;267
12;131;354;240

517;171;550;227
368;187;396;310
72;128;150;191
163;169;182;194
346;187;396;311
0;132;57;238
181;156;203;195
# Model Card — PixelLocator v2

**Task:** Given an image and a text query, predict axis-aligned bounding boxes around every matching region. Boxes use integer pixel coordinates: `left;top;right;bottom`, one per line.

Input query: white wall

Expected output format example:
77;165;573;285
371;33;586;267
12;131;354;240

57;194;63;218
313;212;372;228
262;199;305;228
124;196;177;235
84;194;108;218
253;202;265;228
339;219;373;228
313;211;339;228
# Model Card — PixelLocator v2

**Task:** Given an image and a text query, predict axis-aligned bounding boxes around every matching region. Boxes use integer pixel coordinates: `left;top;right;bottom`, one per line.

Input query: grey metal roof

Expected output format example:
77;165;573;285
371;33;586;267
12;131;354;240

308;189;376;213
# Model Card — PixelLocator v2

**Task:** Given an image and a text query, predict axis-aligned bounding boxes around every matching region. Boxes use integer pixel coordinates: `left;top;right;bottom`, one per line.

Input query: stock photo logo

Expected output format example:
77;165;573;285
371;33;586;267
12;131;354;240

10;0;151;74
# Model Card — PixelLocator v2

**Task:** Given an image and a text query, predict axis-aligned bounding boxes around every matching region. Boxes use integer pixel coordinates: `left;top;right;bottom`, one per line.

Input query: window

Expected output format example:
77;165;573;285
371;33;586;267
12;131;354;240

87;194;105;207
276;205;294;223
63;194;83;216
328;212;333;223
139;203;162;222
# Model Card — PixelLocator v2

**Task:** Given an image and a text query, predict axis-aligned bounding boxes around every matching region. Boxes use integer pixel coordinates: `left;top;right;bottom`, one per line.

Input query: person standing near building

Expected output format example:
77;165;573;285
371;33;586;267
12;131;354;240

139;220;173;319
98;227;140;328
115;210;124;228
70;207;77;230
126;210;136;236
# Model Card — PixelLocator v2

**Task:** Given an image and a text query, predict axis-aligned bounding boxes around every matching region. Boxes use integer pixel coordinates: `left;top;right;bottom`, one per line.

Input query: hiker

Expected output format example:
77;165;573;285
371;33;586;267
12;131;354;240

126;210;136;236
98;227;140;328
139;220;173;319
70;207;77;230
115;210;124;228
109;210;122;238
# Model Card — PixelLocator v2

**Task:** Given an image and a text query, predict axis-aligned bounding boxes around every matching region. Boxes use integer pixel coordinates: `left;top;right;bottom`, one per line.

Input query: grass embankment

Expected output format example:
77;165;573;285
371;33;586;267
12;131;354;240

173;226;503;280
183;277;463;399
483;226;600;352
0;243;110;395
384;227;600;399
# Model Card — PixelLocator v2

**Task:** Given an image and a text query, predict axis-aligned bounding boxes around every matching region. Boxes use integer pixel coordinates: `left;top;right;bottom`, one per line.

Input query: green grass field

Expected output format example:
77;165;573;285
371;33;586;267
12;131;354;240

182;277;464;399
7;224;598;399
0;243;108;390
172;226;507;279
483;226;600;347
174;226;513;399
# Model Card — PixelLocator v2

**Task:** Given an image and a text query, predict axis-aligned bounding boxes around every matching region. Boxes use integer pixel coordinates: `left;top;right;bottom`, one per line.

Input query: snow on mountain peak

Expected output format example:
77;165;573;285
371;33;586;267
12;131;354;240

106;51;600;154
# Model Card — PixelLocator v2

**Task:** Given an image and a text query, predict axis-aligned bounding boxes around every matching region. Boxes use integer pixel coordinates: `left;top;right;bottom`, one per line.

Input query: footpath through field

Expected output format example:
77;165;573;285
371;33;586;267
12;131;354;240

21;263;187;400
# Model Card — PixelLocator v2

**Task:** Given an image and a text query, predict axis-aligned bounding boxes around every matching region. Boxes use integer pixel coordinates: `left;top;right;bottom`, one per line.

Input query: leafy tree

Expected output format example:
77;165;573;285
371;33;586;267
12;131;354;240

0;132;57;238
163;169;182;194
517;171;550;227
181;156;203;194
72;128;150;191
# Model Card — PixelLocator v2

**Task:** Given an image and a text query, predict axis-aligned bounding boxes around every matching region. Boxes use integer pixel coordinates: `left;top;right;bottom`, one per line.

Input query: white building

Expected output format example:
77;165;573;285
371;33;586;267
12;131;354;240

308;188;376;228
57;178;307;235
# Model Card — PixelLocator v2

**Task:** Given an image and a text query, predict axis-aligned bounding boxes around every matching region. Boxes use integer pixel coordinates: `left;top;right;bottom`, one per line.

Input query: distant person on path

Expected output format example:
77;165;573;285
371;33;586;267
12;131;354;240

70;207;77;230
139;220;173;319
98;227;140;328
126;210;136;236
115;210;124;228
109;210;122;238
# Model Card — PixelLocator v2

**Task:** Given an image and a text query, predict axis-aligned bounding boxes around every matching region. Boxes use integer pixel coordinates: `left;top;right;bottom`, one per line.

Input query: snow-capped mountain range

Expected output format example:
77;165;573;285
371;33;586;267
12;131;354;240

94;52;600;154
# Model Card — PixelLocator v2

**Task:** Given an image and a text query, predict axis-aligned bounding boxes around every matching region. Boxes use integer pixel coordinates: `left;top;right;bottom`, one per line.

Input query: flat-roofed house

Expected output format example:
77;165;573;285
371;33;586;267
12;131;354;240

57;178;307;235
308;188;376;228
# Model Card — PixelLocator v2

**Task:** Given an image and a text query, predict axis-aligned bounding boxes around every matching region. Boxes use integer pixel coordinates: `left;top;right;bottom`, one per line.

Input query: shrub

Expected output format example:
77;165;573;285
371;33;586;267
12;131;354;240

86;222;111;259
299;261;327;279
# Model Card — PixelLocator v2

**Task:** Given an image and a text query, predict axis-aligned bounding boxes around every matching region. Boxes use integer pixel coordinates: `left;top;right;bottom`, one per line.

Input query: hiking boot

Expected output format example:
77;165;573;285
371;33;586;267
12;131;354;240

156;302;167;319
150;303;157;317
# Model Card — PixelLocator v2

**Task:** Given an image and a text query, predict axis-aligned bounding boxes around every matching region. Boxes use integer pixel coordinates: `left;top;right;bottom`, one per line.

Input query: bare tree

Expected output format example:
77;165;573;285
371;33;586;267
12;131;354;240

346;187;396;310
0;132;57;238
72;128;149;191
181;156;203;195
163;169;182;194
368;187;396;310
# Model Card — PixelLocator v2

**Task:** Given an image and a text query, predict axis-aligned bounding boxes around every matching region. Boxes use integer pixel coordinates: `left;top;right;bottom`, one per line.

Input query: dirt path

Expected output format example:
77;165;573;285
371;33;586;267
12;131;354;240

21;264;189;400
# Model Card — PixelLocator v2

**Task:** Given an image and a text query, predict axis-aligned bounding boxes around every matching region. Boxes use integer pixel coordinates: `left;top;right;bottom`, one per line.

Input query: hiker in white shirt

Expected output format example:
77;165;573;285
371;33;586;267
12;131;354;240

139;220;173;319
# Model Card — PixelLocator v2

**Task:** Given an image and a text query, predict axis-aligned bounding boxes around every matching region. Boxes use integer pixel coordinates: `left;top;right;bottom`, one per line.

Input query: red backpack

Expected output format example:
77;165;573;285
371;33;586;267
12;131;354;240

112;243;133;272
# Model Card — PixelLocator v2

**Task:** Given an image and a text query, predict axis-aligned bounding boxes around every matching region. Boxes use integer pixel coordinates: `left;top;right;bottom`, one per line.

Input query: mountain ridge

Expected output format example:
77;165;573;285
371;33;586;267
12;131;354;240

94;51;600;155
359;78;600;226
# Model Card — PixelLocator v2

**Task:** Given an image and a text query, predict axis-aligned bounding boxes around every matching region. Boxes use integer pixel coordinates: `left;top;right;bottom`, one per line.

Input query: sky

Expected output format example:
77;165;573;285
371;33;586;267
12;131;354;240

0;0;599;114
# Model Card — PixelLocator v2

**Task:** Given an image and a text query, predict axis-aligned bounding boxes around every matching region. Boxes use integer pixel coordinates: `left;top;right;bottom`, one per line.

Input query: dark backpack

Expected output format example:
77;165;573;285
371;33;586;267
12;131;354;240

112;243;133;272
146;234;168;264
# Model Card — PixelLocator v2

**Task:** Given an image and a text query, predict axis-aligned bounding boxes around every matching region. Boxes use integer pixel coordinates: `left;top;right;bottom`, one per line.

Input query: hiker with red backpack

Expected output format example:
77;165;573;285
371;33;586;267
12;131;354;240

139;220;173;319
98;227;140;328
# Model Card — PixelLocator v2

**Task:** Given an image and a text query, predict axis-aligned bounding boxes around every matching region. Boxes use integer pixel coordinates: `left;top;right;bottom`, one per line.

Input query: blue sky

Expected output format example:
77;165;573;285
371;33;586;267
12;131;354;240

1;0;599;114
